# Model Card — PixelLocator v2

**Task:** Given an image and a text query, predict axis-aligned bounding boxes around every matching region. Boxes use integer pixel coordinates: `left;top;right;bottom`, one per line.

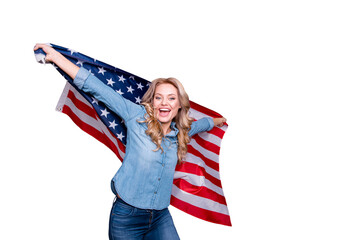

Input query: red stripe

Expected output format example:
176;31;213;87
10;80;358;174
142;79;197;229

173;178;227;205
192;135;220;155
175;162;222;188
208;127;226;139
190;101;223;119
187;145;219;171
67;90;98;119
170;196;232;226
62;105;124;161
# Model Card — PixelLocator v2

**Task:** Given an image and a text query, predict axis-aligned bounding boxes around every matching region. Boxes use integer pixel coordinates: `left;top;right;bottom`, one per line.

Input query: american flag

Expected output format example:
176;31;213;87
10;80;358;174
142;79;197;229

34;44;231;226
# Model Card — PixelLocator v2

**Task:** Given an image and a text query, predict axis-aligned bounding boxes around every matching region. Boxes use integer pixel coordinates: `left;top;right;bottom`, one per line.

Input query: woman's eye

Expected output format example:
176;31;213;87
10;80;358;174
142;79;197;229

155;96;161;100
169;97;176;101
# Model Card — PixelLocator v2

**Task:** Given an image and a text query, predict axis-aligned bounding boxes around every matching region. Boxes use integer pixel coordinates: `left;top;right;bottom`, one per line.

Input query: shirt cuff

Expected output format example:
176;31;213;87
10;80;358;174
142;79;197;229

73;67;91;90
205;117;214;131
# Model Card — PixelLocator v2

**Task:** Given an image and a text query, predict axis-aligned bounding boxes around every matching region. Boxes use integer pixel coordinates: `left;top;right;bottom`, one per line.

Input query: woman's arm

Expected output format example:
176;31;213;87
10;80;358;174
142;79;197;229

34;43;143;121
34;44;80;79
188;117;226;137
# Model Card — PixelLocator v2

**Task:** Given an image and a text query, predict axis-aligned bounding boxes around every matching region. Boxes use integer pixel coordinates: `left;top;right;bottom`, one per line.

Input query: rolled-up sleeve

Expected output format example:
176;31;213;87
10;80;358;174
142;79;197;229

73;67;90;90
188;117;214;137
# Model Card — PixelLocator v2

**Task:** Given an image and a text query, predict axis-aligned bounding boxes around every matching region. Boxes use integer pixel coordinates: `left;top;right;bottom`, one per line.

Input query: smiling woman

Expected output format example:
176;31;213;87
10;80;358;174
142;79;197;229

139;77;194;163
33;43;227;240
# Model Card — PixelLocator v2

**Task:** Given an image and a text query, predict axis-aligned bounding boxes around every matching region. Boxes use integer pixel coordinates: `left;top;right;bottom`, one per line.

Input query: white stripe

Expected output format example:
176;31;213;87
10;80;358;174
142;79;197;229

185;153;220;180
189;107;210;119
63;93;102;131
189;138;219;163
197;131;222;147
56;82;72;112
171;185;229;215
173;171;225;197
68;83;93;107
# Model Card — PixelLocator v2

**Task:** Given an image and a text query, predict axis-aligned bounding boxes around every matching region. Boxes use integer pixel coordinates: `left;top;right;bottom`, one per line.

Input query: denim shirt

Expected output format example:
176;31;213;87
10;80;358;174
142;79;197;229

74;67;214;210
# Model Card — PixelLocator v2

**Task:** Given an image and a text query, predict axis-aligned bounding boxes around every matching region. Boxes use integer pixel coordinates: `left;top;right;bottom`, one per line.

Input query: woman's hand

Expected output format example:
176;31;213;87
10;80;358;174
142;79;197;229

34;43;80;79
213;117;227;127
34;43;61;63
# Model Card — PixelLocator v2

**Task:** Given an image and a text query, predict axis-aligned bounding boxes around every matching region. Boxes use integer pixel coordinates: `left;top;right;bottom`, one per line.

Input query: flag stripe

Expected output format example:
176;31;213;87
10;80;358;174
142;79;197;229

184;152;220;179
189;101;224;119
197;131;223;148
187;145;219;171
67;90;98;119
173;179;227;205
208;126;227;139
173;171;225;198
171;185;230;216
176;162;222;188
171;196;232;226
189;138;219;163
192;135;220;155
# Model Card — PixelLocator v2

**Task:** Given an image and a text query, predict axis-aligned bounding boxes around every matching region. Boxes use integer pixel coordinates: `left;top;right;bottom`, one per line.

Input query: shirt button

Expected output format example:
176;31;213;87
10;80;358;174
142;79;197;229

158;178;161;181
162;163;165;167
154;191;157;194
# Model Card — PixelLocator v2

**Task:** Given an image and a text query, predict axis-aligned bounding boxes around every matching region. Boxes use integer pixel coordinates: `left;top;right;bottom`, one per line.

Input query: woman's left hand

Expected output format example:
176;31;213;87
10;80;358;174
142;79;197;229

213;117;227;127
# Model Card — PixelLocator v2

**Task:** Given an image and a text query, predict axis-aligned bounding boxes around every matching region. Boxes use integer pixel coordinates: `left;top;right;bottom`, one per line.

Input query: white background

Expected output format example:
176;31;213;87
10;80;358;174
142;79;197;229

1;0;360;239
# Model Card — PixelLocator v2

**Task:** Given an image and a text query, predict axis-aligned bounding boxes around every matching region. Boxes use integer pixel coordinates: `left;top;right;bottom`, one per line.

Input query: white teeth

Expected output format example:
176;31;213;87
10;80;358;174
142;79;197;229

159;109;170;112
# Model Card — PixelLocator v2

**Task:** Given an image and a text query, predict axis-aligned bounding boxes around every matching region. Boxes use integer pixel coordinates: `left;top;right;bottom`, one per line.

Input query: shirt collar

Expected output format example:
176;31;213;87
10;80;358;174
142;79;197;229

166;122;179;137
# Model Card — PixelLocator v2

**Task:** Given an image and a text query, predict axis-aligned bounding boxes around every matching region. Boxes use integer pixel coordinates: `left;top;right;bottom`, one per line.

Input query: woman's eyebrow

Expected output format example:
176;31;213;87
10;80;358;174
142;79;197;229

155;93;177;96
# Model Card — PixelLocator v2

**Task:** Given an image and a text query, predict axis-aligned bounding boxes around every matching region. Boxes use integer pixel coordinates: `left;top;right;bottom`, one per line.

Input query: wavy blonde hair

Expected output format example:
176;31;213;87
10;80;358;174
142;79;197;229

139;77;193;163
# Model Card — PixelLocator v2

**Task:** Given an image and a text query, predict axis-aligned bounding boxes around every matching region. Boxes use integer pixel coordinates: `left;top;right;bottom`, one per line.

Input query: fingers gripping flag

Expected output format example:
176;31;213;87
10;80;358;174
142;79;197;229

34;44;231;226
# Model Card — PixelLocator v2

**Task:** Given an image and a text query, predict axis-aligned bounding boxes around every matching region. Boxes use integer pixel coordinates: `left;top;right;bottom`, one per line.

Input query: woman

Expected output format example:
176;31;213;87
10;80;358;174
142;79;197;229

34;44;226;240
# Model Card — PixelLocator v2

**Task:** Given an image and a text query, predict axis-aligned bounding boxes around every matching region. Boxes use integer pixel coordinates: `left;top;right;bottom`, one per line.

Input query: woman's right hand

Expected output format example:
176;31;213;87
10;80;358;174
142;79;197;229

34;43;80;80
34;43;60;63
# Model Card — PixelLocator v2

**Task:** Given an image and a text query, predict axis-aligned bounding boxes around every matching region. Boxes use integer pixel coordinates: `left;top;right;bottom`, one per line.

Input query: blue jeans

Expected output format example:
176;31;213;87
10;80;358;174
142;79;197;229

109;197;180;240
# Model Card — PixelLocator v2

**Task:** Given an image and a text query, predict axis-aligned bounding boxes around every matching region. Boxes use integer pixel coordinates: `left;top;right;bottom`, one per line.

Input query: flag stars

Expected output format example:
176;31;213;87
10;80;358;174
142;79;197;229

100;108;110;118
76;60;84;66
118;75;126;82
109;120;118;129
136;82;144;91
68;48;77;55
127;86;134;94
116;89;124;95
107;78;115;86
98;67;106;75
135;96;141;104
91;97;99;105
117;132;125;141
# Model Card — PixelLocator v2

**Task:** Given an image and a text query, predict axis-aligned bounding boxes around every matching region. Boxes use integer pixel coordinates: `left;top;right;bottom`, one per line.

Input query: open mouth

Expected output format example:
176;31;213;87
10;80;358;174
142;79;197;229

159;108;171;117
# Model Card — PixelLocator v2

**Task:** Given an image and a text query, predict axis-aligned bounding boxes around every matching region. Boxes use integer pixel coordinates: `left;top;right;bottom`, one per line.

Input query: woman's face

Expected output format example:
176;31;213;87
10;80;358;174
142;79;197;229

153;83;181;125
